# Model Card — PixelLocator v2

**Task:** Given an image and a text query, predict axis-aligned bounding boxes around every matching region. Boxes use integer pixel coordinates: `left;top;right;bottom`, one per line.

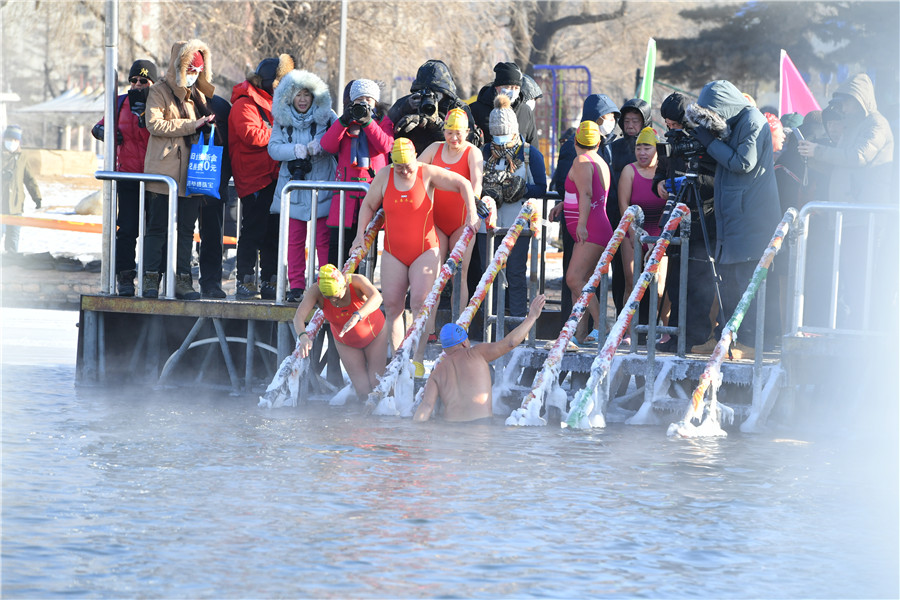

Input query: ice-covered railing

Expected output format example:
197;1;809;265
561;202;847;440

258;209;385;408
507;205;645;427
411;202;539;413
667;208;797;438
564;203;690;430
367;222;479;417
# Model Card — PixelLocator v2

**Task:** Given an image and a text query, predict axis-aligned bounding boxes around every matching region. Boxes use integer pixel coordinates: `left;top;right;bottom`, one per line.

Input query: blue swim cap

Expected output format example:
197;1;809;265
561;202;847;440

440;323;468;349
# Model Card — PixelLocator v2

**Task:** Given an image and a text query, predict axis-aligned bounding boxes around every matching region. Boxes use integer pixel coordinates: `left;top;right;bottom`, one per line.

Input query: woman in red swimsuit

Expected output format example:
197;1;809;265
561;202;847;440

418;108;483;307
294;264;387;401
351;138;479;376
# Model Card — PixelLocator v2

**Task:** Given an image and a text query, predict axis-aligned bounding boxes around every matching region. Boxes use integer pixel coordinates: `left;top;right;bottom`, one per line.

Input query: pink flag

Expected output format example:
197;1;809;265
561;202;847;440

780;49;821;116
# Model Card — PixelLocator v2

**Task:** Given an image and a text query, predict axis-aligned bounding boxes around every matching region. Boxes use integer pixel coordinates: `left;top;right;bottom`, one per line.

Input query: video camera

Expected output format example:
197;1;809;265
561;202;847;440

414;89;439;119
287;157;312;180
664;128;704;158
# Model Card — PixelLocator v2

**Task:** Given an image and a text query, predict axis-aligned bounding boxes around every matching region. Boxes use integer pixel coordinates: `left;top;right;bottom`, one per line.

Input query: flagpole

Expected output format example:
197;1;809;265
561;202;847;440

779;49;786;116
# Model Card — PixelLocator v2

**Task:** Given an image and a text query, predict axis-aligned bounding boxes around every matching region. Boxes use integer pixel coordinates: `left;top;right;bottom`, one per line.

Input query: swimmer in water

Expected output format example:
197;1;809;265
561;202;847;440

414;294;546;422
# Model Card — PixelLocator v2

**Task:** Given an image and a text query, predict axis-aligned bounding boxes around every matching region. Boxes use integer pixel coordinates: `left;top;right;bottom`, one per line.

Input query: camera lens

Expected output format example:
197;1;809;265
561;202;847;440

350;103;370;121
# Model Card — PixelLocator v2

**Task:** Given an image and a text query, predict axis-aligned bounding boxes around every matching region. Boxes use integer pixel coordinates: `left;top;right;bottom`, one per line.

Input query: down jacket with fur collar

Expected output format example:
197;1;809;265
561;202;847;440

268;69;338;221
143;39;215;196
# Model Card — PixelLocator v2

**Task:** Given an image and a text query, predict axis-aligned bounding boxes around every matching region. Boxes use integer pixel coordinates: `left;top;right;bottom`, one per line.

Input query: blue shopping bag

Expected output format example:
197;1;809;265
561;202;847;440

186;124;223;199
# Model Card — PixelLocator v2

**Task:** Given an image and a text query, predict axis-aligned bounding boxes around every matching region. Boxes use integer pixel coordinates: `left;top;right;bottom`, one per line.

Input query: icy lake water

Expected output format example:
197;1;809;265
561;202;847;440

2;308;898;598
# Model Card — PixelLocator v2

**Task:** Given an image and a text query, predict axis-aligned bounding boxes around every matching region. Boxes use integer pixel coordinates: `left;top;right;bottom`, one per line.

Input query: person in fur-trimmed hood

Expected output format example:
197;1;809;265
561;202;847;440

142;39;215;300
229;53;295;300
268;69;338;298
685;79;783;355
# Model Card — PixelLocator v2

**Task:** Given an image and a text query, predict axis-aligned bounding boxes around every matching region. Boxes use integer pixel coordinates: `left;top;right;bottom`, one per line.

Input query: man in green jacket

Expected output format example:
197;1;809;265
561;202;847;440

2;125;43;253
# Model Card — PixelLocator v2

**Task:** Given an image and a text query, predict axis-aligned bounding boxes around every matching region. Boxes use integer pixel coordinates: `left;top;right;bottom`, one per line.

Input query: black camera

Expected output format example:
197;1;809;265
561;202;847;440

288;157;312;180
665;128;704;158
415;89;439;118
349;102;370;122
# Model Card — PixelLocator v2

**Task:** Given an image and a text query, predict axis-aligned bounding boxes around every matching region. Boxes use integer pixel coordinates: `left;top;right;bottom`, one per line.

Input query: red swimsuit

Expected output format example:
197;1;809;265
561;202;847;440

431;144;472;236
383;166;439;267
322;282;385;349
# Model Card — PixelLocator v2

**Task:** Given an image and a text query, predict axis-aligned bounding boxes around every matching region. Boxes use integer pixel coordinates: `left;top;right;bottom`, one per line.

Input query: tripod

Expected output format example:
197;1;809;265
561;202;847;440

664;154;726;336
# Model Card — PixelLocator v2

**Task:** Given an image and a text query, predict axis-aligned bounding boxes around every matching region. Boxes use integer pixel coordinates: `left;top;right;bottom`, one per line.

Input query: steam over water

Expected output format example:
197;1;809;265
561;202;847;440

2;309;897;598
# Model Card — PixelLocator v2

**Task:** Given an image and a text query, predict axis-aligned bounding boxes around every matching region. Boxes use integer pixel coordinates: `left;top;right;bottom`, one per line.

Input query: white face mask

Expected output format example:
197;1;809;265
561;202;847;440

493;134;513;145
526;99;536;111
499;87;520;103
185;73;199;88
599;119;615;136
4;140;19;152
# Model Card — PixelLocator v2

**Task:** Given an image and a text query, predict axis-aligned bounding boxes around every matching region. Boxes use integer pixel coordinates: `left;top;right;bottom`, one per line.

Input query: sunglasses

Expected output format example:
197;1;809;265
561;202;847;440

129;77;151;85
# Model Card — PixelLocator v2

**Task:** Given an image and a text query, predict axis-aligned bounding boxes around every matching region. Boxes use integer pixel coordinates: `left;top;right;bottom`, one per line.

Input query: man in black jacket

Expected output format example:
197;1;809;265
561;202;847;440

469;62;537;147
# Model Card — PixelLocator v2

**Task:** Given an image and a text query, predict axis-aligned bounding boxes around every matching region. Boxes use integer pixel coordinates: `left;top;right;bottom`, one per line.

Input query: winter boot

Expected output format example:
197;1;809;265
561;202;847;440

235;274;260;300
142;272;159;298
260;276;277;300
117;270;136;297
175;273;201;300
286;288;304;304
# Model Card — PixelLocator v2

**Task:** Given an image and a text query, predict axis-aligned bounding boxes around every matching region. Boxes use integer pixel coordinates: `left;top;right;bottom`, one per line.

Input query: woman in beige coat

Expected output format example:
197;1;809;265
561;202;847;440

141;39;216;299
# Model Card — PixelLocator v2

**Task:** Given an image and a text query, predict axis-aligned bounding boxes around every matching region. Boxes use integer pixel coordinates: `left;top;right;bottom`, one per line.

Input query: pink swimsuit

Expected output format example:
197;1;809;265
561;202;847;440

563;155;612;246
626;163;667;237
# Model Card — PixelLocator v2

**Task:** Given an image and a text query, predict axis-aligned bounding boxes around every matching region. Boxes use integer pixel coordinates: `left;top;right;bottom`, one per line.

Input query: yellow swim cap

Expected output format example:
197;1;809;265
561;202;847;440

575;120;600;147
318;264;346;297
636;126;658;146
444;108;469;131
391;138;416;164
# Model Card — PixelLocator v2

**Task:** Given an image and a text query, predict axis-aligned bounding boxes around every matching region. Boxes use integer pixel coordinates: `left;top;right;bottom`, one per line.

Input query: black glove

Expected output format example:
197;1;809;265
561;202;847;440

356;112;372;127
116;130;124;145
692;126;716;147
339;104;353;128
34;198;42;209
91;123;105;142
475;197;490;218
395;113;422;134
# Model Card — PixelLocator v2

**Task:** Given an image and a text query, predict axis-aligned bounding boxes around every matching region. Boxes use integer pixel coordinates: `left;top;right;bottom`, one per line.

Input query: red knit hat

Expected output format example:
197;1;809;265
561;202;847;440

188;52;204;73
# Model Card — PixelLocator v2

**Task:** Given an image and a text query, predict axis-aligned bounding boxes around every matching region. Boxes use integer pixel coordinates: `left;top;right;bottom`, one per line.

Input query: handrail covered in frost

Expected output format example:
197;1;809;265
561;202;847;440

506;204;646;427
563;204;690;430
667;208;797;438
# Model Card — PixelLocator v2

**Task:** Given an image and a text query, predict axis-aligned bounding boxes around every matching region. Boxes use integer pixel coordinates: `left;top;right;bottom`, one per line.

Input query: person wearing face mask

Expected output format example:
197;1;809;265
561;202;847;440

229;54;295;300
1;125;42;254
473;94;546;322
91;59;158;295
268;69;338;302
142;40;215;300
469;61;537;147
321;78;394;275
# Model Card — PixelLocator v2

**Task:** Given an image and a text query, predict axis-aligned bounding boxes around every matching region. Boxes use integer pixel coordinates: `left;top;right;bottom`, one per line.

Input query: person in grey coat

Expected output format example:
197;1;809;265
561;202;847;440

686;79;783;354
268;69;338;296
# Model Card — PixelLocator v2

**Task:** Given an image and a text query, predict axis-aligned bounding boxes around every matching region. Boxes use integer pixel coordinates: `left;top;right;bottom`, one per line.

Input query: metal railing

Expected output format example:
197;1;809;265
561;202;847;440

94;171;179;299
789;201;899;336
274;181;370;305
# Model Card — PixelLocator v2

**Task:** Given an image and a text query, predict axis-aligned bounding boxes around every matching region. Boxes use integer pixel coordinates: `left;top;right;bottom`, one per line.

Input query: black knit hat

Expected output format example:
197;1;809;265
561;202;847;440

256;58;279;86
660;92;688;123
491;62;523;87
128;59;158;83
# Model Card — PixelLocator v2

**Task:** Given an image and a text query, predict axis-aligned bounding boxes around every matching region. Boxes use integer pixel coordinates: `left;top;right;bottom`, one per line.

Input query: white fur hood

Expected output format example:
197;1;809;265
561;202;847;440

271;69;333;128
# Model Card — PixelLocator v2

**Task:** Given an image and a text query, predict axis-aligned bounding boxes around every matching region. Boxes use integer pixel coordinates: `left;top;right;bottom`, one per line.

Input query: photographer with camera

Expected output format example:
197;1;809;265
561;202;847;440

90;59;157;296
229;54;294;300
652;92;719;353
388;59;477;154
268;69;338;303
684;80;783;357
470;61;537;147
321;79;394;270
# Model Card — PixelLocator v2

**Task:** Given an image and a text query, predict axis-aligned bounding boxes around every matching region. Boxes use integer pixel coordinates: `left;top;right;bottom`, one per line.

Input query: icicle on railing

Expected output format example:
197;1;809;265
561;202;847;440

667;208;797;438
258;209;386;408
410;202;539;413
507;205;645;427
564;204;690;430
367;223;479;417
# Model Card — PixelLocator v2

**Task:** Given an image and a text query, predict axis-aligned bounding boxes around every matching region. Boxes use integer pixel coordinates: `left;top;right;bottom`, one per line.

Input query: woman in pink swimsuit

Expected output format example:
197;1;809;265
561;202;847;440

554;120;611;344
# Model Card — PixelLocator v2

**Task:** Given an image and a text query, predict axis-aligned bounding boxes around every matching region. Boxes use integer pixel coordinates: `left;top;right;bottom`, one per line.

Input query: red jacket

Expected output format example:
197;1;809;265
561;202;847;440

93;94;151;174
228;81;279;198
320;115;394;228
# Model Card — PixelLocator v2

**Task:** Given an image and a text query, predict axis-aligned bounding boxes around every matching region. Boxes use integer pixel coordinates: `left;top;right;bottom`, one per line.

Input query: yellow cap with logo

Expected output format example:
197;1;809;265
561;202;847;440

575;120;600;147
444;108;469;131
636;126;658;146
318;264;346;297
391;138;416;164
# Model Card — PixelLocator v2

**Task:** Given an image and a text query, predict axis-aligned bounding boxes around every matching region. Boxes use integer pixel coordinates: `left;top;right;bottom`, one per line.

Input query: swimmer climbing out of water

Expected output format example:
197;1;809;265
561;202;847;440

414;294;546;422
294;264;388;401
350;137;480;378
